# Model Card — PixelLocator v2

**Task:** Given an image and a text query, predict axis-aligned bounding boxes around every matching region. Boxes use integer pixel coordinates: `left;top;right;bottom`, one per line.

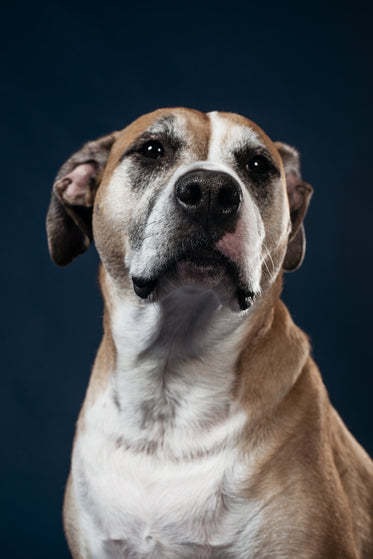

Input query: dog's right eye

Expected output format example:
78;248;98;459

137;140;165;160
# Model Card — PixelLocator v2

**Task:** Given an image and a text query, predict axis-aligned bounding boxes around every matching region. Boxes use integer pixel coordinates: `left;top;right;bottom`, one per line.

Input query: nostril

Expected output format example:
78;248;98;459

176;181;202;206
217;184;241;213
175;170;241;227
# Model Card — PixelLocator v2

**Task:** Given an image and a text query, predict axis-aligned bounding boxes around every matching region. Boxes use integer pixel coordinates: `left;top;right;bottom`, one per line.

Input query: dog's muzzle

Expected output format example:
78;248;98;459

131;169;255;310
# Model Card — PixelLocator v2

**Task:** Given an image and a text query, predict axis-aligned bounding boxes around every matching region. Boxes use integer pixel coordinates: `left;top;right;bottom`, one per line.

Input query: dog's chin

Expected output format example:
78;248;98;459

131;255;256;312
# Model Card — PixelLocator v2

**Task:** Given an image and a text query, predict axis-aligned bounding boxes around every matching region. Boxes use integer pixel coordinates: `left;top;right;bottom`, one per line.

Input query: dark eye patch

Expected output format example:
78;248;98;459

121;130;182;165
233;146;280;202
235;147;278;176
119;129;184;192
121;117;183;164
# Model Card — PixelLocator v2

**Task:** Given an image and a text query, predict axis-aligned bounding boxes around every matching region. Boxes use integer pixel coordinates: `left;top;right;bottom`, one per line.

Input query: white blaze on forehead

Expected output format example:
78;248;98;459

207;111;263;162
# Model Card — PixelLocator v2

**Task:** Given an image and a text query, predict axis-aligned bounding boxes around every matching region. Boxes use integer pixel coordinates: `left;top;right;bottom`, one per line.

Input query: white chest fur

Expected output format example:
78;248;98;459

72;292;264;558
72;389;262;559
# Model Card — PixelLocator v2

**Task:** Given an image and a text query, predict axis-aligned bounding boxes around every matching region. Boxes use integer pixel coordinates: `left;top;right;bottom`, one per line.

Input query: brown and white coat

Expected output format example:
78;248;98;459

47;108;373;558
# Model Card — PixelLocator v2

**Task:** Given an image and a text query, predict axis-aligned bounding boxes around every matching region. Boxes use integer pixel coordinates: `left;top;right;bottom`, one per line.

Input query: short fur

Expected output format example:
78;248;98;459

47;108;373;558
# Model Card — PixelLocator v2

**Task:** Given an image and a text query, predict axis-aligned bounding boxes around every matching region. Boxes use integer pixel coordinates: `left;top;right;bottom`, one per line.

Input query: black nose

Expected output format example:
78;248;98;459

175;170;241;230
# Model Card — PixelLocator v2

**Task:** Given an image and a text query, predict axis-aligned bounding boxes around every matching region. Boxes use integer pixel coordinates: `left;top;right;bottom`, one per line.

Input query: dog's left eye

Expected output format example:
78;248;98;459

246;155;271;175
138;140;165;160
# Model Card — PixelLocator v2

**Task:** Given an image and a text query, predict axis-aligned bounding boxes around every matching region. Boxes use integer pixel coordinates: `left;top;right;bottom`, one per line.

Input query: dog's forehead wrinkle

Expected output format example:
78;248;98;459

147;113;177;133
144;112;197;149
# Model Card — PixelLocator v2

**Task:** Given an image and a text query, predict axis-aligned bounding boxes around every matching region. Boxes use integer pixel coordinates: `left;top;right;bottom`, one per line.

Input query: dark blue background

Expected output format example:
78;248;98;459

2;0;372;557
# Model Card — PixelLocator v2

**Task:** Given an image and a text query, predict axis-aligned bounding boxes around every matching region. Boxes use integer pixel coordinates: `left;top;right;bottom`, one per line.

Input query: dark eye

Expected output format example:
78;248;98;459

138;140;164;160
246;155;271;175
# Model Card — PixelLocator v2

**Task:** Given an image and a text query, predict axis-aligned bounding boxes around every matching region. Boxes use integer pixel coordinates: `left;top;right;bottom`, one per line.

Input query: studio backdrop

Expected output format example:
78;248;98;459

1;0;372;557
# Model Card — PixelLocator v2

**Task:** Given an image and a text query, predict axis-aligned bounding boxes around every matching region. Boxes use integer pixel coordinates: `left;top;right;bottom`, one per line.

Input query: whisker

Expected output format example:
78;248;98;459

262;243;276;283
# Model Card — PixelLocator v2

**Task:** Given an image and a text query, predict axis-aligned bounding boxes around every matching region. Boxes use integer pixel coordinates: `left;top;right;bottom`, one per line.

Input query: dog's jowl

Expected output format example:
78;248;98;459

47;108;373;558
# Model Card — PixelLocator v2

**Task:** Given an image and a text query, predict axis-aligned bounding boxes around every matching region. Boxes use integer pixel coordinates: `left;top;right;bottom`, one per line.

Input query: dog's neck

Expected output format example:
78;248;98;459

97;269;307;453
126;287;245;360
111;289;243;412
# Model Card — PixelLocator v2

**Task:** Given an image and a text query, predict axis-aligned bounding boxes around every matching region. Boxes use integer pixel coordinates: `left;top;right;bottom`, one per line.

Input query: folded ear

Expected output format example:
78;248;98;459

275;142;313;272
46;132;118;266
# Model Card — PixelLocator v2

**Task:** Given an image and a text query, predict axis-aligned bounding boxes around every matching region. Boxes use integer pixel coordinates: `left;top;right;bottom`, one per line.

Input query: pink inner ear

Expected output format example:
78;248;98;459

57;162;98;206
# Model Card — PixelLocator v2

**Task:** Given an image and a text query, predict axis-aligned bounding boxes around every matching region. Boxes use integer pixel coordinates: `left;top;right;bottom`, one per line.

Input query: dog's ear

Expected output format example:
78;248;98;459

46;132;118;266
275;142;313;272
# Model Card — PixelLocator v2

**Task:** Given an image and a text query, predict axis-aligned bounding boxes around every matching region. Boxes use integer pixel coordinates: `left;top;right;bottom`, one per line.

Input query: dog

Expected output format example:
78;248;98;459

47;108;373;558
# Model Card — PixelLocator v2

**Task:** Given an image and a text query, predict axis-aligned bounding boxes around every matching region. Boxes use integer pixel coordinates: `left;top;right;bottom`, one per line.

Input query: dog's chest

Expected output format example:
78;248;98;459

73;390;261;558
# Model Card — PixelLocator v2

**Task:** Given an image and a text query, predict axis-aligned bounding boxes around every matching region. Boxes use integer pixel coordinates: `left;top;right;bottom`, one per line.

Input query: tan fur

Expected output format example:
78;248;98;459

50;109;373;558
236;295;373;557
64;274;373;558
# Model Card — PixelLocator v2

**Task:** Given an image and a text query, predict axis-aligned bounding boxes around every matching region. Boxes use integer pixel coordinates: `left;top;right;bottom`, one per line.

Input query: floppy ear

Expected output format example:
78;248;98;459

46;132;118;266
275;142;313;272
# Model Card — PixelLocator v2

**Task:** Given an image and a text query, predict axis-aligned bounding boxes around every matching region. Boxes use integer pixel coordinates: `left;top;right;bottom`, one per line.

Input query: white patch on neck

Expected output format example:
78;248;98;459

72;283;267;557
109;285;248;438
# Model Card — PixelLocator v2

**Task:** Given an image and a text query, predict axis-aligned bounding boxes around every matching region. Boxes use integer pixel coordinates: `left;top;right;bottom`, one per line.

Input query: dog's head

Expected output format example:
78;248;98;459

47;108;312;311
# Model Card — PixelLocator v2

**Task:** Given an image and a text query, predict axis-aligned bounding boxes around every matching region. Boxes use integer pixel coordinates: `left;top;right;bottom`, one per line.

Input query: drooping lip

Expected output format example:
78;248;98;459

131;247;256;310
173;249;239;282
131;249;231;297
171;255;228;290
